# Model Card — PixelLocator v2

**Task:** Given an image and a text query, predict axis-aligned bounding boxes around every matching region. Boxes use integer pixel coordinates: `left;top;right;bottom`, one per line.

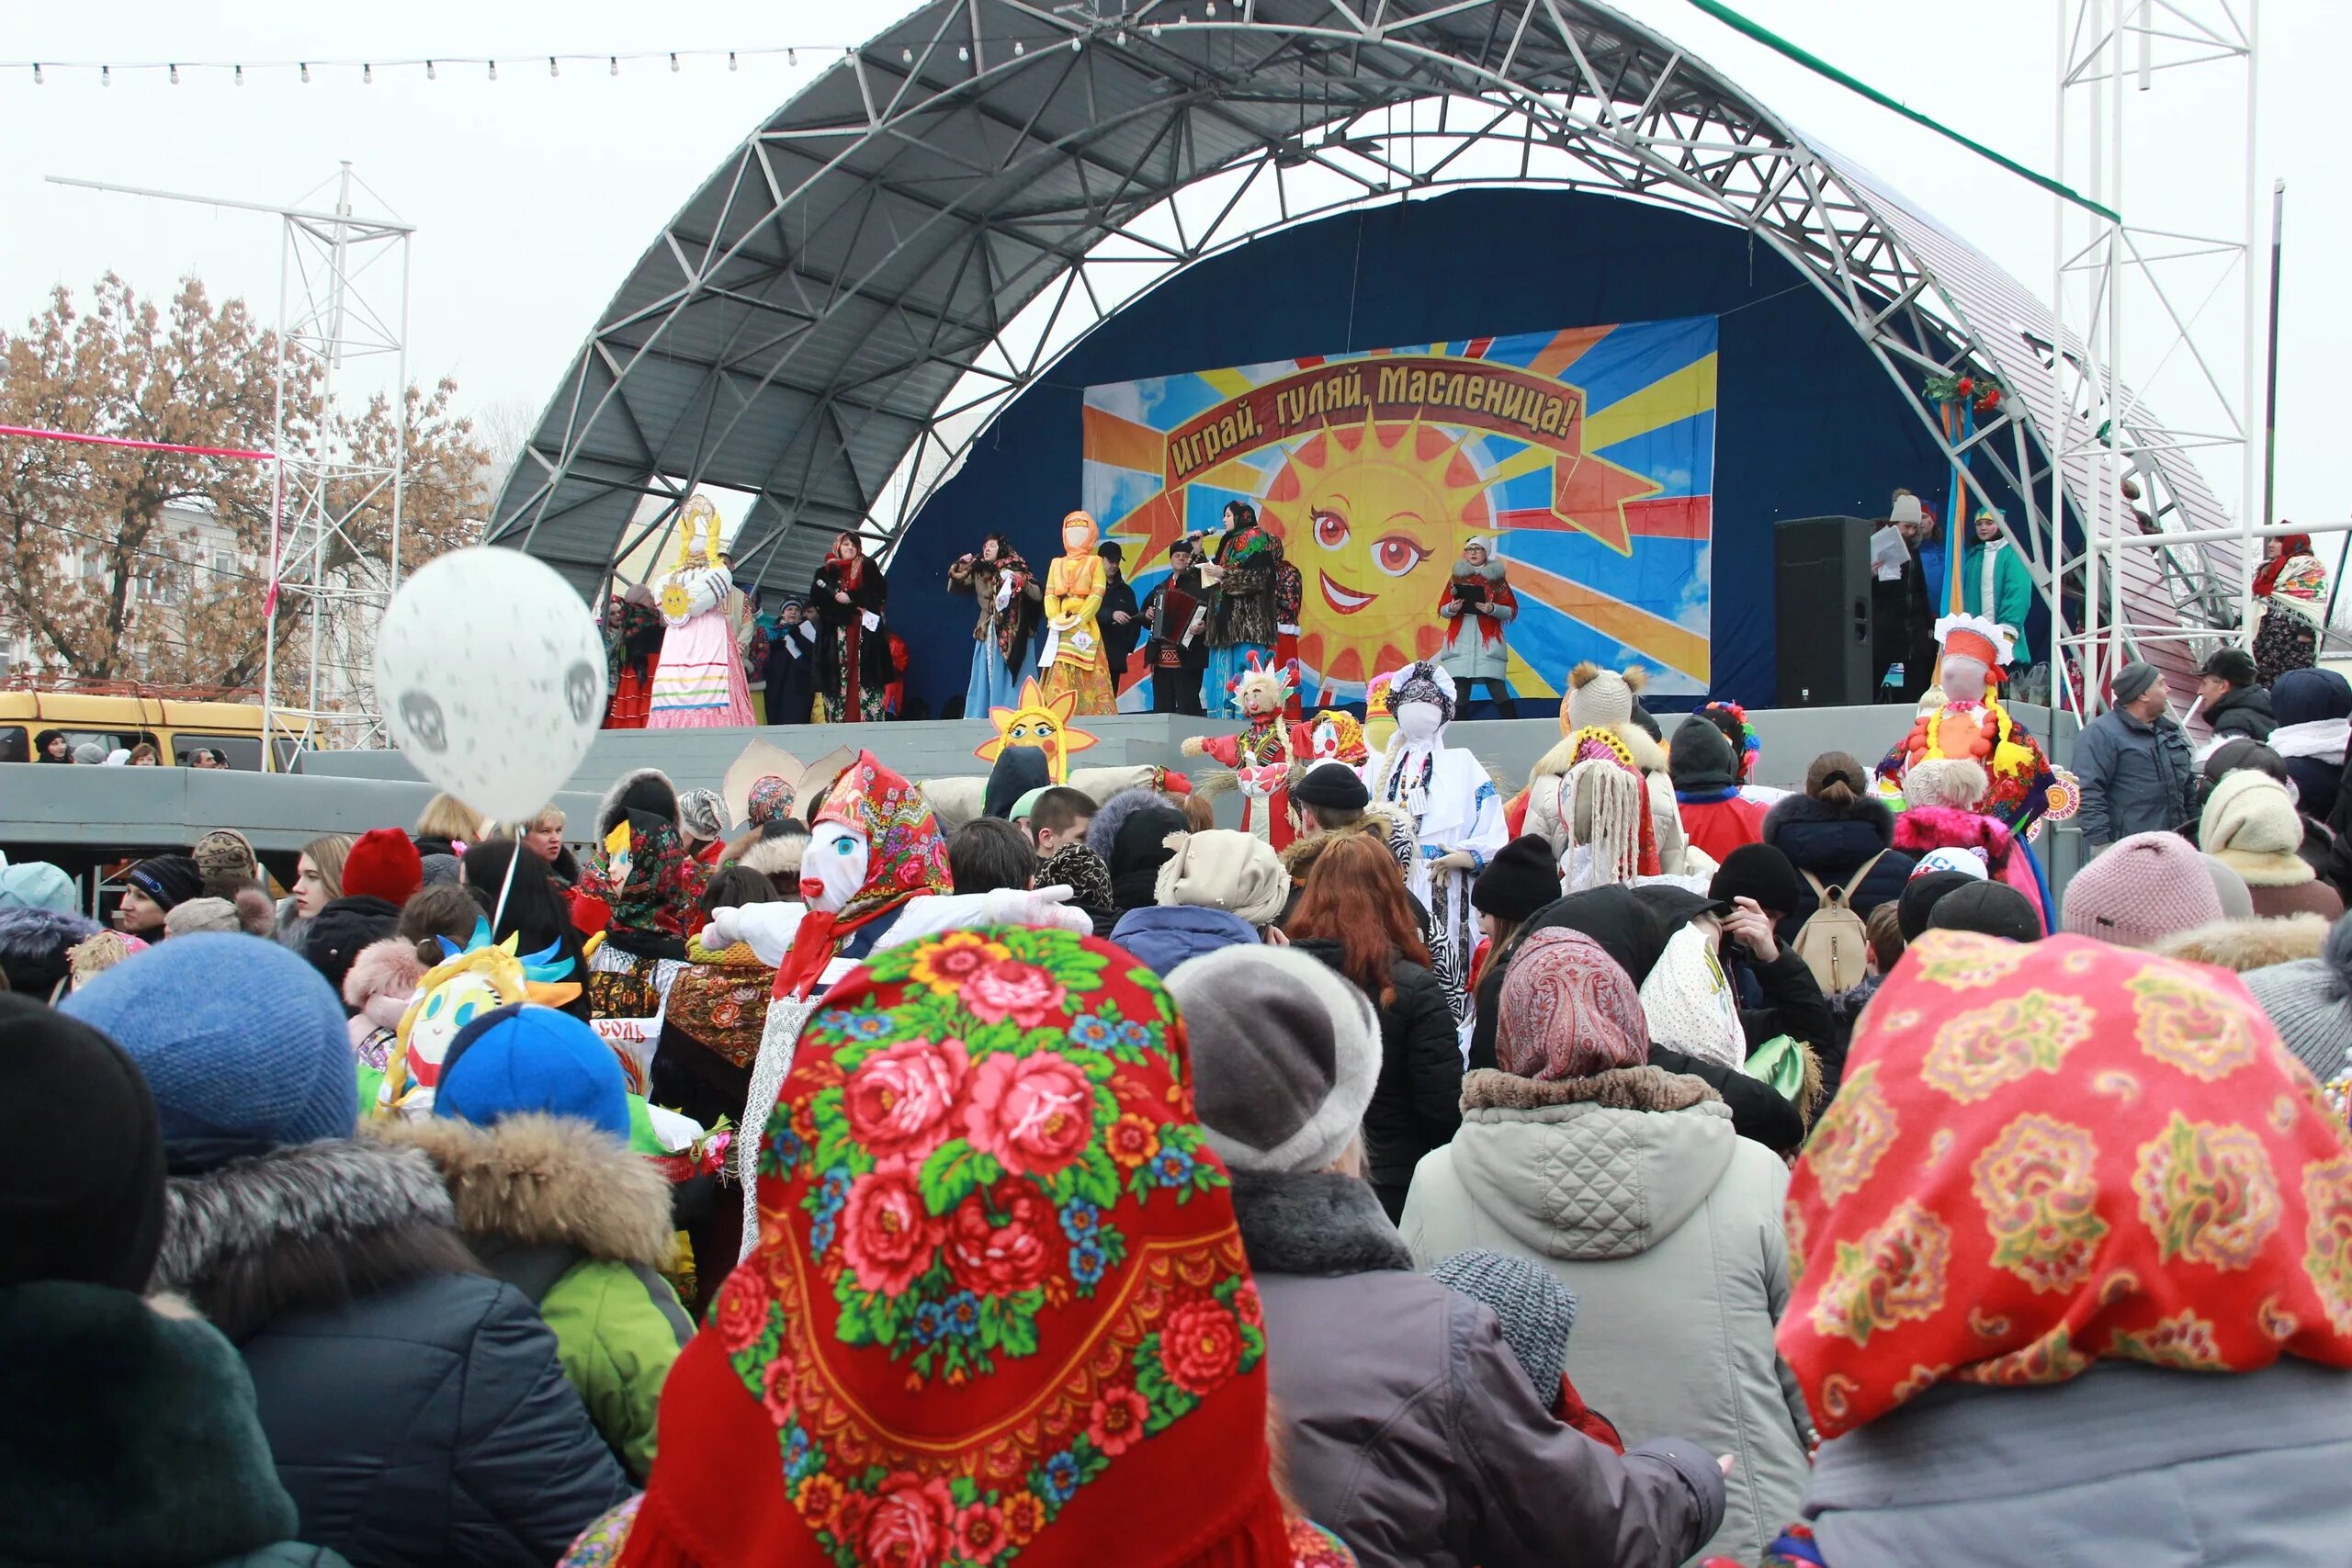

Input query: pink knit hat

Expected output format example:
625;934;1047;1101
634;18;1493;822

2061;830;2224;950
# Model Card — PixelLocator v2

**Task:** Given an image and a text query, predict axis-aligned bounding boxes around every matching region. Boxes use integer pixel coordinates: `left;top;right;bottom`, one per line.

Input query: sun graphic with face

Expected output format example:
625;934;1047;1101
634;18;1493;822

973;676;1100;784
1260;416;1494;690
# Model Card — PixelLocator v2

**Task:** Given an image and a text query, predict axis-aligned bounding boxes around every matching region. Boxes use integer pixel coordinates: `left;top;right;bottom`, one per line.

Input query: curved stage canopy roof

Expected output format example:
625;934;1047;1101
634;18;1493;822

491;0;2240;682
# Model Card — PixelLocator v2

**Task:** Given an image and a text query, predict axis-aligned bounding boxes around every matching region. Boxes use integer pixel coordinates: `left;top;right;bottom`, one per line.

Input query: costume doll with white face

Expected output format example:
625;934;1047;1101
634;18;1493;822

1365;660;1505;1019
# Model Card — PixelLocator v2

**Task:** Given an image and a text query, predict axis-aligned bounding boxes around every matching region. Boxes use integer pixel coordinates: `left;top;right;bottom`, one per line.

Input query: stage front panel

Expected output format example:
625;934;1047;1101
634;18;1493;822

1082;318;1718;705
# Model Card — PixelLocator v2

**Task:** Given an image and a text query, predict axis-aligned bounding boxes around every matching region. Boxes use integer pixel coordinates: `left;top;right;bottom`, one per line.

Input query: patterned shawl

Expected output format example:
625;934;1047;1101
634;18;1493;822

1782;930;2352;1440
772;751;953;999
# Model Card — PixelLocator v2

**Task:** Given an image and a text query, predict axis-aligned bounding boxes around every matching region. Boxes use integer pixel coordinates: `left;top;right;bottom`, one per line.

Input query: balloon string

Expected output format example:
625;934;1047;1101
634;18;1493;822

491;840;519;937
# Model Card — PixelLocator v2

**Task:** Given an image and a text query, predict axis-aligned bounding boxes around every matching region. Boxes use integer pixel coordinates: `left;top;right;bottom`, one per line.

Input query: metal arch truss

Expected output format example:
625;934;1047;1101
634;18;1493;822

490;0;2240;694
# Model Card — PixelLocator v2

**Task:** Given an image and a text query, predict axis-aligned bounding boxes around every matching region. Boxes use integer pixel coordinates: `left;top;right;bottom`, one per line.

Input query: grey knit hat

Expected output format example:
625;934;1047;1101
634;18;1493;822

1426;1249;1577;1400
1164;944;1378;1174
2244;914;2352;1081
418;853;462;888
2111;660;2160;705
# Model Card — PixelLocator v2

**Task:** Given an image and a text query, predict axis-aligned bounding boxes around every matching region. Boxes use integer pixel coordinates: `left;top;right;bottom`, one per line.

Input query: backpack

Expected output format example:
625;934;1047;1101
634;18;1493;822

1792;852;1885;995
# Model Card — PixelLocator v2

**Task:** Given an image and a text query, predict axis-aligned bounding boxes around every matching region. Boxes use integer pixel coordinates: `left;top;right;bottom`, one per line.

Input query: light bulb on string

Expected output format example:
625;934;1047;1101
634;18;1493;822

300;62;309;83
1012;40;1024;55
362;62;372;84
609;56;617;75
234;62;243;85
548;56;558;76
488;60;497;80
426;59;436;80
788;49;797;64
102;64;110;85
670;52;679;72
32;62;42;84
957;44;968;62
168;63;178;84
729;51;738;71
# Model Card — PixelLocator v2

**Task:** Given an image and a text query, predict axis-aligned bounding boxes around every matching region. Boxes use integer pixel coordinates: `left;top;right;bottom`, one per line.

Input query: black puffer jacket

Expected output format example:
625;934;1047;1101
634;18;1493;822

1759;792;1916;942
153;1137;633;1568
1291;937;1462;1220
2205;682;2278;744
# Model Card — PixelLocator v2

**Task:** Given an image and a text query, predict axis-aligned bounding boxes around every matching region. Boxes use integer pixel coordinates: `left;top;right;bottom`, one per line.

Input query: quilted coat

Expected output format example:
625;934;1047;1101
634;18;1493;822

1400;1066;1812;1564
1238;1170;1724;1568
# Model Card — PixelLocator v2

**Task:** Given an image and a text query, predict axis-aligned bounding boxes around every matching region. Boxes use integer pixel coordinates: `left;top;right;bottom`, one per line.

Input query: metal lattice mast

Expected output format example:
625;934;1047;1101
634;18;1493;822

2048;0;2263;716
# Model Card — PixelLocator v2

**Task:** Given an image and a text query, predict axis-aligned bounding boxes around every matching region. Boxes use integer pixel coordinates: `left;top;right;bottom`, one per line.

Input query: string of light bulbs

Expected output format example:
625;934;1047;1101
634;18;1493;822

5;45;866;87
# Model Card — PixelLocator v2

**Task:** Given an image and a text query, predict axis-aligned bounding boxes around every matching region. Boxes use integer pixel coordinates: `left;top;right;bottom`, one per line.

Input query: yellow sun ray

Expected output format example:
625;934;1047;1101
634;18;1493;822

972;677;1100;783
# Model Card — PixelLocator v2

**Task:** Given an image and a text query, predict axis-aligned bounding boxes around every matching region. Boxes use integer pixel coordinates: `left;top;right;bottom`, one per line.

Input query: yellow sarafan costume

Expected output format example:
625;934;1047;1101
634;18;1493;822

1040;510;1117;716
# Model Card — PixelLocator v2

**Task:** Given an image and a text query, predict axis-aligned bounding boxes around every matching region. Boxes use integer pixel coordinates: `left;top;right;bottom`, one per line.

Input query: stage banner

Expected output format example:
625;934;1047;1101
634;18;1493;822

1082;318;1717;705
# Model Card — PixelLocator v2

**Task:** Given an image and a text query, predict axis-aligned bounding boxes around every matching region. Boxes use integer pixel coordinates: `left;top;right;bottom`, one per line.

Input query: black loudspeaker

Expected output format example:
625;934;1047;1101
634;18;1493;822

1774;516;1873;708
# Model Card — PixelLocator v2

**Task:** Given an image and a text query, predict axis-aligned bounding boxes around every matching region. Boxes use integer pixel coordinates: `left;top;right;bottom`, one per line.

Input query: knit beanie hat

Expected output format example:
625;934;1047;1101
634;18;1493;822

1426;1249;1577;1401
418;852;462;887
2203;852;2256;919
1109;801;1190;882
0;857;76;913
1154;829;1293;927
1667;713;1738;787
1167;943;1379;1174
2112;660;2160;705
72;742;104;765
1898;870;1980;941
123;855;203;913
341;827;424;905
191;829;259;895
1474;834;1562;922
164;897;244;939
1566;661;1641;732
2245;916;2352;1081
0;907;101;999
434;1002;629;1141
1925;880;2042;943
1709;843;1807;919
1291;760;1371;812
61;932;357;1149
2063;830;2225;949
2202;771;2314;884
0;995;165;1293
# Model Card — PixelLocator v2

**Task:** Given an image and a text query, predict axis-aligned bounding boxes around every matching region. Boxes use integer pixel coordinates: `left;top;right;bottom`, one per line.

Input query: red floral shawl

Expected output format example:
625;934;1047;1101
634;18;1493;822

2254;533;2314;597
1781;931;2352;1440
772;750;953;1000
623;928;1293;1568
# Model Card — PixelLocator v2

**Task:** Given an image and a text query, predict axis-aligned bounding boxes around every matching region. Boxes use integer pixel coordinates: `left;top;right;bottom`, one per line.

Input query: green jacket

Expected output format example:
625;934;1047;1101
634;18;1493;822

1960;537;2035;666
374;1114;692;1481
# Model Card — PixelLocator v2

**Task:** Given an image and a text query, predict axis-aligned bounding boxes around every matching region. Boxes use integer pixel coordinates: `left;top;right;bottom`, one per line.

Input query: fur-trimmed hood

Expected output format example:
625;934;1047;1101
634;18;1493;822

373;1114;677;1269
1277;806;1413;881
1228;1168;1413;1277
1761;789;1896;844
1893;803;2015;862
735;829;806;881
156;1137;478;1340
597;766;680;838
2211;844;2319;887
1085;784;1177;865
1460;1064;1721;1114
1450;557;1508;583
2154;913;2330;972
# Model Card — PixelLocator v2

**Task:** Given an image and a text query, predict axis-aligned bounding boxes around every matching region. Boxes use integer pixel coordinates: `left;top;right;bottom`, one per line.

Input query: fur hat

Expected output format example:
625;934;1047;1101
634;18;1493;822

2155;912;2327;973
1153;829;1291;927
1165;944;1379;1175
163;897;244;939
0;907;101;999
1566;661;1647;733
2062;831;2224;949
342;936;426;1036
597;767;678;838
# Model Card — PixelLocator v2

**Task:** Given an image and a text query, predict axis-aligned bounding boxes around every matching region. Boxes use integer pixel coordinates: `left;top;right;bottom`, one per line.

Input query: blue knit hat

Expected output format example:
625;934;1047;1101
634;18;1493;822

434;1003;629;1140
0;857;77;913
60;932;356;1147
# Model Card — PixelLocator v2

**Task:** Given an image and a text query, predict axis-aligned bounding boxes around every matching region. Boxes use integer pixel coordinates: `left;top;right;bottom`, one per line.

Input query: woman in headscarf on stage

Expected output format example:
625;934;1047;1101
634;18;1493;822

946;531;1042;716
1202;500;1283;717
2254;529;2330;688
811;530;890;723
1039;510;1119;716
601;585;663;730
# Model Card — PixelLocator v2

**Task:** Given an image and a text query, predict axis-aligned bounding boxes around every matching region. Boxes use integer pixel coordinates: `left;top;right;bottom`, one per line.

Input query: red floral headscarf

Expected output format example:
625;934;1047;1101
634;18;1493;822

1781;931;2352;1440
772;750;953;1000
627;928;1295;1568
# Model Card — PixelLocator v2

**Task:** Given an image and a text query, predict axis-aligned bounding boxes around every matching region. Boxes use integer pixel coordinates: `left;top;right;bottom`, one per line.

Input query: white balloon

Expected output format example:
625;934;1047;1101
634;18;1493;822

373;547;606;823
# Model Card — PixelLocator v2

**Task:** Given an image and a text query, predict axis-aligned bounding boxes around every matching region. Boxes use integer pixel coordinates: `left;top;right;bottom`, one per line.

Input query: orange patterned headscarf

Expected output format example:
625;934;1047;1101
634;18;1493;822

1781;931;2352;1440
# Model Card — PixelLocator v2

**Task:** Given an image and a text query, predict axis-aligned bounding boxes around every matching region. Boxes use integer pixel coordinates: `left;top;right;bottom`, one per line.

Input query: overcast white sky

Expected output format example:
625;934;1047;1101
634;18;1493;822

3;0;2342;538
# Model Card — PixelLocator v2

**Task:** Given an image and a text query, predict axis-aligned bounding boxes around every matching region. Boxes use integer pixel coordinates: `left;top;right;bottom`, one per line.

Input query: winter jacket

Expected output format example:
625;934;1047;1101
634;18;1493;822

0;1280;353;1568
1524;725;1690;877
1759;793;1917;943
2271;666;2352;818
153;1137;634;1568
1237;1169;1725;1568
1401;1066;1814;1564
1676;790;1769;866
376;1115;694;1482
2204;682;2278;744
1892;804;2048;933
2076;705;2199;847
1792;1360;2352;1566
1291;936;1462;1219
1959;536;2035;664
1107;903;1260;975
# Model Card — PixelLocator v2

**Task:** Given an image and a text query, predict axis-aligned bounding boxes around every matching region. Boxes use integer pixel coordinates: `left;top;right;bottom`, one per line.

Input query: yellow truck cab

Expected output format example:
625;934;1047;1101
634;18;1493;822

0;690;308;771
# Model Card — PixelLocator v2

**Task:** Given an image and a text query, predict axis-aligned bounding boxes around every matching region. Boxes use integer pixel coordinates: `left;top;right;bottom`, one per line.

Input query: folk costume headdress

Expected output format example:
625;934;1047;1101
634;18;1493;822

771;751;953;1001
631;927;1299;1568
1888;614;2079;829
1559;727;1660;884
1781;930;2352;1441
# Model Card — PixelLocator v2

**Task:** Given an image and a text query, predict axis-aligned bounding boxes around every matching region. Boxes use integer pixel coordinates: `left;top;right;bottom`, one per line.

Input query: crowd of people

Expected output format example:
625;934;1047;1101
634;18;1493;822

7;615;2352;1568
